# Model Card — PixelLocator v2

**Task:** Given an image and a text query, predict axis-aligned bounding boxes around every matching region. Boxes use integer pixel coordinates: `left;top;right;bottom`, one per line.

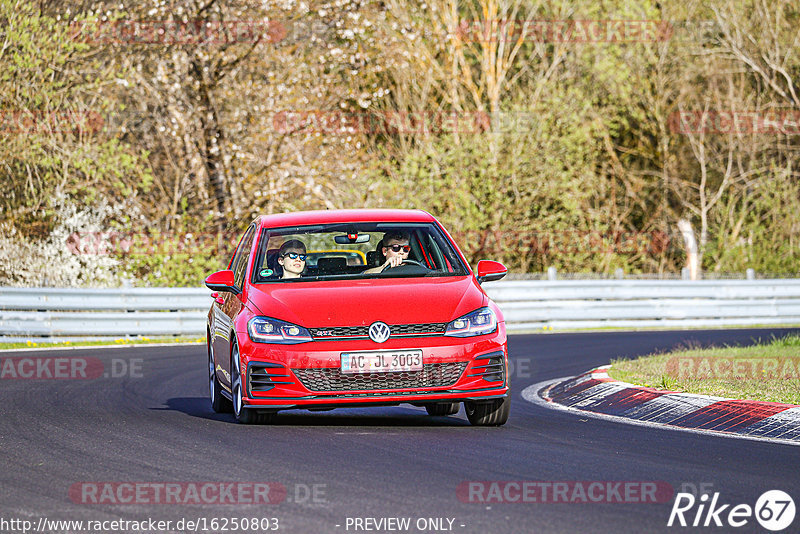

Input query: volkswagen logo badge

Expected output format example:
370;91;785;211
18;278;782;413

368;321;391;343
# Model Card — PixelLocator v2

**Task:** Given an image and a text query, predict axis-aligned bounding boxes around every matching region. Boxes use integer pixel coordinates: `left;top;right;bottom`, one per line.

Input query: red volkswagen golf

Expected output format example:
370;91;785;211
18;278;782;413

205;209;510;425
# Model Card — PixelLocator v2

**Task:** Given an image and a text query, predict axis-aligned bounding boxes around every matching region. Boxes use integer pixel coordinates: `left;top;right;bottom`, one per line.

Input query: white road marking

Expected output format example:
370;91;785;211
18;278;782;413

522;378;800;447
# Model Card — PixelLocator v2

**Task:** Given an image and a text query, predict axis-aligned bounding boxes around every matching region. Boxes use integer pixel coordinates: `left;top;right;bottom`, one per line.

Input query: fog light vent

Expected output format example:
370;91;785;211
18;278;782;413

467;351;505;383
248;362;294;394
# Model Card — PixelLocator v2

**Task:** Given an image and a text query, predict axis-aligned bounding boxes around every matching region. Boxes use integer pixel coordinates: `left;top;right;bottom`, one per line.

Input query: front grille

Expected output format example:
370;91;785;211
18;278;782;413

394;322;448;335
248;363;295;393
308;322;448;340
309;326;366;337
292;362;468;392
467;351;506;383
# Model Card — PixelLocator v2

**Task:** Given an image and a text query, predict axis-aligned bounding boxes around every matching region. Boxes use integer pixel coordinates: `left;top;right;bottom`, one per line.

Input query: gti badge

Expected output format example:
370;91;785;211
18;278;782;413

368;321;391;343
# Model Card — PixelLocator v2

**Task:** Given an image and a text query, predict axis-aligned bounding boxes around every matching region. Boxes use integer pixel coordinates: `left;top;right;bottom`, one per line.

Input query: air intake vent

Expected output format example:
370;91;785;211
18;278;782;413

467;351;505;383
248;363;294;393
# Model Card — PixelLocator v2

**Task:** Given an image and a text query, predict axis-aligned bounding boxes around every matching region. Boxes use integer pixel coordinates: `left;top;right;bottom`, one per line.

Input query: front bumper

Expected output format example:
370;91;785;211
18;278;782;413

235;322;509;410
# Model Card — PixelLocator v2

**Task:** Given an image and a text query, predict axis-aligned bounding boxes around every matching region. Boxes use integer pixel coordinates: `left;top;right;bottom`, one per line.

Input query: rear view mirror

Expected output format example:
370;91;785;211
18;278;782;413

205;270;240;294
476;260;507;284
335;233;371;244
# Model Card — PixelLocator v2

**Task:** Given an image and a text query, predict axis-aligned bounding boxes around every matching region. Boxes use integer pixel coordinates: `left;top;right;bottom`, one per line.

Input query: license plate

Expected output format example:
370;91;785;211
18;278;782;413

340;350;423;374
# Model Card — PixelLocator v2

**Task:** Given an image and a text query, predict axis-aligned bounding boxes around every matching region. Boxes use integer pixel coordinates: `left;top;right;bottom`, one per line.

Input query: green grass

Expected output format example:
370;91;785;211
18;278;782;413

608;334;800;404
0;336;205;350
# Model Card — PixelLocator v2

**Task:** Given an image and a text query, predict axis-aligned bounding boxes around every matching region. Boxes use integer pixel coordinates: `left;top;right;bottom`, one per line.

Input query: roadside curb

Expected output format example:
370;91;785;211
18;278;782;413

541;366;800;444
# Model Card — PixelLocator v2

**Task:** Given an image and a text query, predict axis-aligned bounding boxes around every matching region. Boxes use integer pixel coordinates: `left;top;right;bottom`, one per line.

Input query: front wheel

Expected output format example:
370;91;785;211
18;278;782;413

465;397;510;426
209;339;232;413
231;343;274;424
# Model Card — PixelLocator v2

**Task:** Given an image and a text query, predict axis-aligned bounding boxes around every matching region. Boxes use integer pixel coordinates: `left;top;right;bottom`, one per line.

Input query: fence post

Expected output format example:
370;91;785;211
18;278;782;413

677;219;700;280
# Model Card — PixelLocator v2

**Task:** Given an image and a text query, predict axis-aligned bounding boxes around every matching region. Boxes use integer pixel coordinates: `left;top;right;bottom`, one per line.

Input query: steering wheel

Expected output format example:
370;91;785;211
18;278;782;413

380;259;424;271
381;259;430;274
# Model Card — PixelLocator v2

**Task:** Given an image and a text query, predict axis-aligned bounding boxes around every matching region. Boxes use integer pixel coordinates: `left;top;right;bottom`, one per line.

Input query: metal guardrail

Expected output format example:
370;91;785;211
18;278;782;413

484;280;800;330
0;288;211;340
0;287;210;311
1;280;799;340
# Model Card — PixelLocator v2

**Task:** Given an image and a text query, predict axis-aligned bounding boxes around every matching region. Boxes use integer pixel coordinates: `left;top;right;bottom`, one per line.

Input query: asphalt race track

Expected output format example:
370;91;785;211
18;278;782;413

2;328;799;534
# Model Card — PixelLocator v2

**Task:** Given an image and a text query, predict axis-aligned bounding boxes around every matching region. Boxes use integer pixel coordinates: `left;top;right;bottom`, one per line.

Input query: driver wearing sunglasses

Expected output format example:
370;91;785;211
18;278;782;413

277;239;307;279
364;231;412;274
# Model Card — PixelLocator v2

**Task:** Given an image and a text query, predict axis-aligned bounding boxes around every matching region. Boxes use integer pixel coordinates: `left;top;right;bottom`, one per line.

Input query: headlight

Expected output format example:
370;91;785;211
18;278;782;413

248;317;313;344
444;307;497;337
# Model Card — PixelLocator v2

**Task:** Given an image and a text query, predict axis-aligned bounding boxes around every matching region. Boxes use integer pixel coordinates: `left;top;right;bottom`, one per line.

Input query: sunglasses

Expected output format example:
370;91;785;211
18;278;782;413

281;252;307;260
386;244;411;253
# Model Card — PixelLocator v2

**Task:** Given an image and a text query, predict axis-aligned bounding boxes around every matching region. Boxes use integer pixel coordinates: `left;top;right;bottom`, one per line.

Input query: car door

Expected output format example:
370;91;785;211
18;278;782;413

213;224;255;388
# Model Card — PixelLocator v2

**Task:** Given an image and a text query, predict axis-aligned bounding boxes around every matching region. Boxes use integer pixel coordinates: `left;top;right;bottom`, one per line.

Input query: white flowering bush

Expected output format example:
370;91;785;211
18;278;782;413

0;194;122;287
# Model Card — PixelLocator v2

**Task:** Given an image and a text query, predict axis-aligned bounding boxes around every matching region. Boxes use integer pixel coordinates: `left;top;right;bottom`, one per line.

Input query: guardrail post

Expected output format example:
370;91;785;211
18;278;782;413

615;268;624;280
547;266;557;281
746;268;755;280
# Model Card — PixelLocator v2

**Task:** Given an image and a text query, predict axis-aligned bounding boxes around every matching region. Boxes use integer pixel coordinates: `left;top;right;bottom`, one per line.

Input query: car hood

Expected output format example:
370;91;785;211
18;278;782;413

247;276;485;327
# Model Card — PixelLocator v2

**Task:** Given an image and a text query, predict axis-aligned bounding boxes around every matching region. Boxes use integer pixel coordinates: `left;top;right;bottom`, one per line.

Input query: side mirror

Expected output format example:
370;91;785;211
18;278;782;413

476;260;507;284
205;270;240;294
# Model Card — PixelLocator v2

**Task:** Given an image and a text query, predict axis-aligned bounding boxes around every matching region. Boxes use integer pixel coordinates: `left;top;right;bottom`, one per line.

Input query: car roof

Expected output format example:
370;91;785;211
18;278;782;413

256;209;436;228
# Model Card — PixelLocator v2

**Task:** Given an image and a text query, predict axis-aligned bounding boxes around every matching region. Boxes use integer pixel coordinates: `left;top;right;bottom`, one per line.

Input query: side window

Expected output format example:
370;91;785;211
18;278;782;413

231;225;256;289
422;234;445;271
228;229;248;272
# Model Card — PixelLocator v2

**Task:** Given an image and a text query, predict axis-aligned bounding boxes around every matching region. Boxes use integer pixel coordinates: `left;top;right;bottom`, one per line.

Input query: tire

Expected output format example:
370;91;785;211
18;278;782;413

425;402;460;416
231;343;276;424
465;397;510;426
209;338;232;413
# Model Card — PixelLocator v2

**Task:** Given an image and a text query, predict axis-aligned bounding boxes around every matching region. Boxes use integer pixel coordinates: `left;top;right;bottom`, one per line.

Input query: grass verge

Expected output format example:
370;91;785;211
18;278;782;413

608;334;800;404
0;336;204;350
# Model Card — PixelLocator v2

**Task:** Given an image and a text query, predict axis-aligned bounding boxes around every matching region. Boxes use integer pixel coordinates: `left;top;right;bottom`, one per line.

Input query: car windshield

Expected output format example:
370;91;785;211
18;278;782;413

251;222;469;283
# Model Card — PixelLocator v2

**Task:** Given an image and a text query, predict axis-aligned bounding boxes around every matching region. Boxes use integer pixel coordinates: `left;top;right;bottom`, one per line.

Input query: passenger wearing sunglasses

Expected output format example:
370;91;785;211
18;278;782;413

364;231;413;274
277;239;307;279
